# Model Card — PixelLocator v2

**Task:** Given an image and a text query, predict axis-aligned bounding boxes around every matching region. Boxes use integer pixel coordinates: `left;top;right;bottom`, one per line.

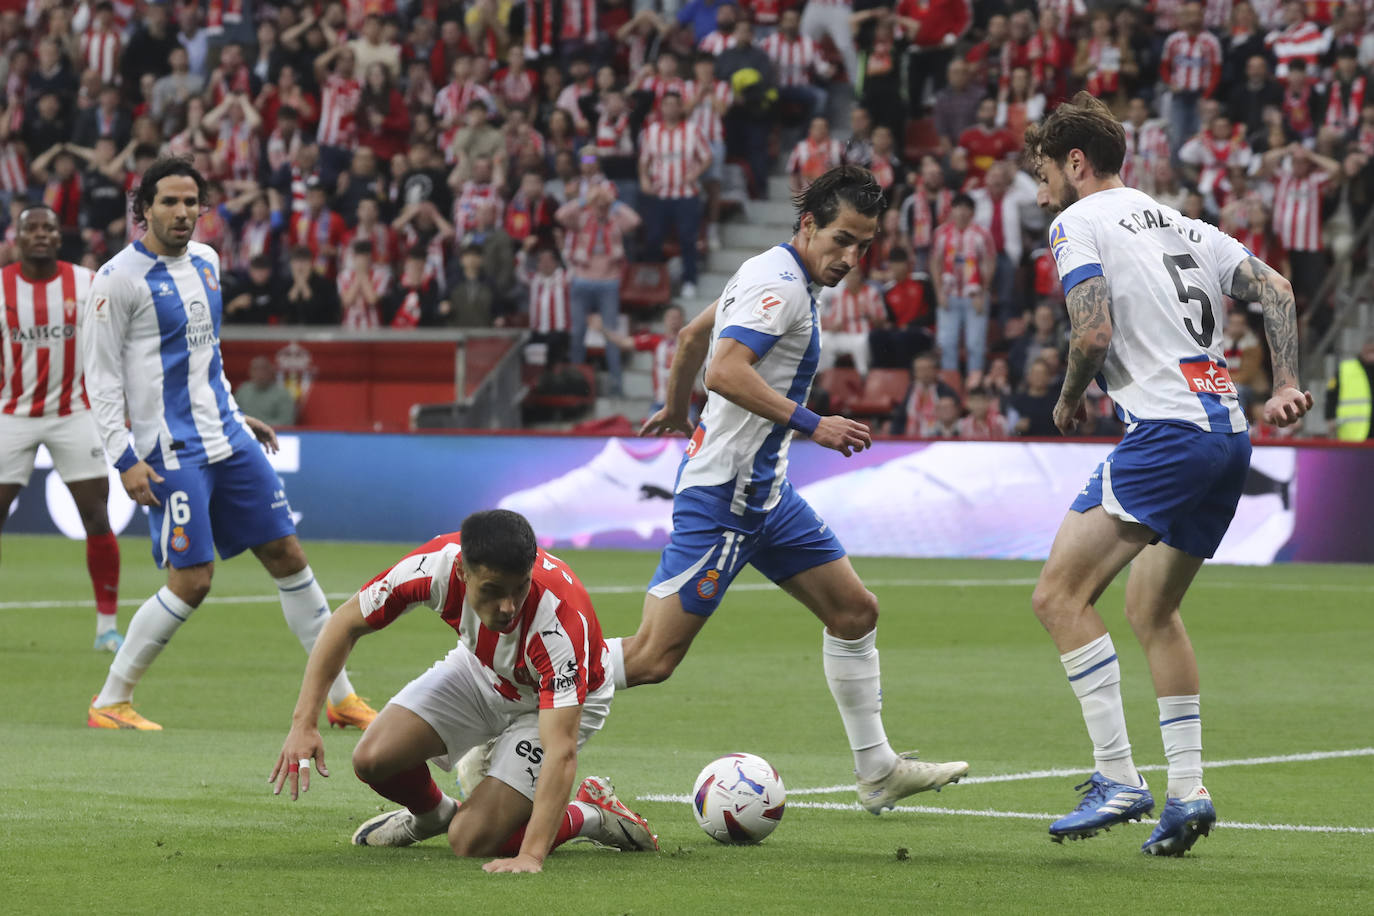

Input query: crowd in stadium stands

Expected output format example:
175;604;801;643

0;0;1369;437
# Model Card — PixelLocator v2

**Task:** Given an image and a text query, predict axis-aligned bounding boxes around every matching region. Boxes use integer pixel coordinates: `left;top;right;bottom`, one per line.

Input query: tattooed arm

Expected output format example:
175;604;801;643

1053;275;1113;435
1229;256;1314;427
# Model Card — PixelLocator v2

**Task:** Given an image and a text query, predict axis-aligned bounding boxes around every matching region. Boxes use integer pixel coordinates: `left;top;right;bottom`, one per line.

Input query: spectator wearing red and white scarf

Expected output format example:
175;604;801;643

1262;145;1341;302
1121;98;1172;194
1178;114;1254;204
638;91;710;297
897;354;959;436
434;56;497;128
288;180;349;279
632;53;688;120
970;162;1031;322
787;117;844;194
1160;1;1224;149
338;241;393;329
1073;10;1138;115
205;92;262;183
930;193;995;377
451;156;505;239
495;46;538;114
80;4;122;86
630;304;686;411
505;173;558;248
593;88;635;157
1026;6;1073;96
314;44;361;171
1324;48;1366;135
1280;59;1318;138
343;198;399;278
1265;0;1324;76
761;9;831;121
556;183;641;392
517;246;573;365
899;155;954;271
819;269;885;374
525;0;598;59
957;387;1009;440
686;54;733;251
384;250;443;328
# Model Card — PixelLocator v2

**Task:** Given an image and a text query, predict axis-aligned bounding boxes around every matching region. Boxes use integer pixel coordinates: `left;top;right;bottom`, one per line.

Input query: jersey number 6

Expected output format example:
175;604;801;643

169;491;191;526
1162;253;1214;348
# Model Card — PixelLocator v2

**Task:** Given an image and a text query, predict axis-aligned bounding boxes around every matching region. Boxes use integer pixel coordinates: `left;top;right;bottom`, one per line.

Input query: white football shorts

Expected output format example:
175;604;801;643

0;411;108;486
387;641;613;801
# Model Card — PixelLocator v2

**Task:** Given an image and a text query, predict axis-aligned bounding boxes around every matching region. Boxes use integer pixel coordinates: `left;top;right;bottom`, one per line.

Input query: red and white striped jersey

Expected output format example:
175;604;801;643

899;186;954;249
81;30;122;86
635;74;688;116
453;181;505;238
684;78;731;146
740;0;784;26
697;31;740;56
760;33;832;88
631;331;677;404
956;409;1009;440
787;136;844;186
527;266;571;333
317;74;361;147
639;120;711;198
344;223;399;273
1040;0;1086;35
1325;76;1366;132
358;533;607;713
400;225;449;293
1266;21;1325;76
594;110;635;155
288;209;349;277
434;80;496;126
267;127;304;174
1121;118;1172;193
1159;29;1223;95
1;262;93;418
931;222;994;296
236;218;275;267
1271;163;1330;252
821;281;885;334
212;120;261;183
0;142;25;194
495;67;537;111
338;263;393;329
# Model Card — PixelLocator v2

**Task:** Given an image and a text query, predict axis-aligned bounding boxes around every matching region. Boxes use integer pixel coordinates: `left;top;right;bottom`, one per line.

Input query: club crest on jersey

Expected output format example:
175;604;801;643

1049;222;1069;265
1180;359;1237;396
170;526;190;553
91;296;109;320
202;266;218;290
752;293;784;323
696;569;720;600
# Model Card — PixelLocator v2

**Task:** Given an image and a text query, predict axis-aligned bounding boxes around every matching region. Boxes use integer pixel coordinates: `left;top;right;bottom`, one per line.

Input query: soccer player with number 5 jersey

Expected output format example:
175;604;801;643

1025;94;1312;855
81;156;375;732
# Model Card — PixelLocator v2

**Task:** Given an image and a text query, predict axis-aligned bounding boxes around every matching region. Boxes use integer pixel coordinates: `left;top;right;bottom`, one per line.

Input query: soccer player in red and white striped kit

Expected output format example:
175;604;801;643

0;205;122;651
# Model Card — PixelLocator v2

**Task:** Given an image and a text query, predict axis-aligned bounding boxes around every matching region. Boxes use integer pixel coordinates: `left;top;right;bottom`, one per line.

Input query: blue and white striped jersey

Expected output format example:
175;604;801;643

676;243;823;515
82;239;257;471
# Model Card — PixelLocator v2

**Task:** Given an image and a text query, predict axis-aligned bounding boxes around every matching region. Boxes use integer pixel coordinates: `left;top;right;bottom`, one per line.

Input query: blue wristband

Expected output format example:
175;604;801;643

113;445;139;473
787;404;821;436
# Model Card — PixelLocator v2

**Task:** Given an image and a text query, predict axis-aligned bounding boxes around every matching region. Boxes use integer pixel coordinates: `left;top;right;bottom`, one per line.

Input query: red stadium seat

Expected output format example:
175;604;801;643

621;262;671;310
903;118;942;163
819;367;864;415
847;368;911;420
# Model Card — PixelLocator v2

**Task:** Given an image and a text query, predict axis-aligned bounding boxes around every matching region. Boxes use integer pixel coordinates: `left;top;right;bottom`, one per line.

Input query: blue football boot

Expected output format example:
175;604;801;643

1141;786;1217;856
1049;772;1154;842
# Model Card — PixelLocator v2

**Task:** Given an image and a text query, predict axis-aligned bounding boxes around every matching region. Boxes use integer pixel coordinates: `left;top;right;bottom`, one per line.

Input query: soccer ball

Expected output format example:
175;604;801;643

691;753;786;844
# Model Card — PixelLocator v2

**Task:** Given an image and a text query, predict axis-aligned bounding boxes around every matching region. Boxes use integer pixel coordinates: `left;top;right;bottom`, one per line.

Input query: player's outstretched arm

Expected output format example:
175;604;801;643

1055;275;1114;435
641;300;718;437
270;595;374;801
482;705;582;874
1229;256;1314;427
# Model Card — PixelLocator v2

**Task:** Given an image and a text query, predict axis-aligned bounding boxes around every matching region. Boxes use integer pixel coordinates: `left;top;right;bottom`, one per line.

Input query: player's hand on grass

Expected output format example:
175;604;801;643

120;461;164;507
1263;386;1313;428
270;725;328;801
482;854;544;874
640;406;693;437
1053;396;1088;436
244;415;280;452
812;415;871;456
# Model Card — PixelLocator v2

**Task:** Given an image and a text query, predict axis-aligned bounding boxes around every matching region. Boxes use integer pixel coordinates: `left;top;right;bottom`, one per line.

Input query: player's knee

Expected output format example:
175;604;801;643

632;651;682;686
170;570;212;607
256;536;308;578
1031;580;1065;626
1124;600;1180;631
350;740;390;784
79;507;111;535
822;590;879;640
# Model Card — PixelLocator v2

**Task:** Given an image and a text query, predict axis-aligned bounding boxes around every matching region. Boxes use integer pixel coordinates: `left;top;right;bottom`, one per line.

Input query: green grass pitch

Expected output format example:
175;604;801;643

2;534;1371;913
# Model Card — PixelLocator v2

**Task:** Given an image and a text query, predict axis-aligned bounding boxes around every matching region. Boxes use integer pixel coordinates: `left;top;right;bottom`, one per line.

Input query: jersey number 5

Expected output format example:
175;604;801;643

1162;253;1214;348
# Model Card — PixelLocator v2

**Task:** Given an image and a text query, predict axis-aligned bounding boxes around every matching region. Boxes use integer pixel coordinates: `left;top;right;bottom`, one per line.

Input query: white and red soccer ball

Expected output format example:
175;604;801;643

691;753;786;844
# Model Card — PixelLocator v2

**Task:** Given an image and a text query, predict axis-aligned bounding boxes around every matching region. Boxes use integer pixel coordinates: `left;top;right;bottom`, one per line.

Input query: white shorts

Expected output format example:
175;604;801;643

387;642;613;801
0;411;107;486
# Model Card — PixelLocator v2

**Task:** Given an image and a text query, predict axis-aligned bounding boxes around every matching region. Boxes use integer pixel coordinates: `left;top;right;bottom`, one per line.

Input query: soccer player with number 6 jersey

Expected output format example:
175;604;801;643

81;156;375;732
1025;93;1312;855
0;205;123;651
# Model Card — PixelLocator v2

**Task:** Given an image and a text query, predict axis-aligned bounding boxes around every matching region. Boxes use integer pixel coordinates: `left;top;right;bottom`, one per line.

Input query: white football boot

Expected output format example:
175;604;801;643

351;808;450;847
856;752;969;815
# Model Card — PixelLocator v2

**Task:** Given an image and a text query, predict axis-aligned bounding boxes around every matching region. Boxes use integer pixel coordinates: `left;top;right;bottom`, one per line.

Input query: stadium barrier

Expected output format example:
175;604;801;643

10;435;1373;565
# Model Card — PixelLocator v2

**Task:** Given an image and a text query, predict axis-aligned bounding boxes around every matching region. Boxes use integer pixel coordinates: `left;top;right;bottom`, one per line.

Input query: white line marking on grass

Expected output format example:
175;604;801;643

775;748;1374;797
637;797;1374;834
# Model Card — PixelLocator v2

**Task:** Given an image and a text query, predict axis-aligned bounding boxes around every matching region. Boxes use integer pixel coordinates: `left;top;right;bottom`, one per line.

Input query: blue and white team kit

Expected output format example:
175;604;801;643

649;243;847;615
82;240;294;568
1050;186;1253;557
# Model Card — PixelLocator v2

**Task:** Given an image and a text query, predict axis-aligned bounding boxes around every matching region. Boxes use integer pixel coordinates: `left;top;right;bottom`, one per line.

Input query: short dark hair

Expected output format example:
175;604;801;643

131;155;208;229
951;192;975;210
792;165;885;232
1023;91;1125;178
460;509;538;576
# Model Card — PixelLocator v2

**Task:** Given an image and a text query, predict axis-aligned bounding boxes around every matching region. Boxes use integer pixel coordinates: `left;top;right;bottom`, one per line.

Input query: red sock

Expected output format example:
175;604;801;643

361;764;443;816
86;531;120;617
497;803;586;856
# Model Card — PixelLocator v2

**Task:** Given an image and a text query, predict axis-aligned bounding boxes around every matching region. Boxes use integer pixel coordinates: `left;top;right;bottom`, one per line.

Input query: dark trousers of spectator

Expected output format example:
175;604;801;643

992;252;1018;324
1166;90;1202;161
569;277;624;393
869;326;933;369
905;47;953;112
778;85;828;122
643;195;702;285
530;330;571;367
726;111;772;198
1288;250;1327;307
862;71;905;135
319;145;353;184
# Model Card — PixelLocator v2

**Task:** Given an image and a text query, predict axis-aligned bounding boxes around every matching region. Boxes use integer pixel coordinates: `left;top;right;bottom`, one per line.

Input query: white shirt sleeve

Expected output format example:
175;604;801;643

1203;220;1258;297
1048;207;1103;297
81;267;138;470
716;274;810;359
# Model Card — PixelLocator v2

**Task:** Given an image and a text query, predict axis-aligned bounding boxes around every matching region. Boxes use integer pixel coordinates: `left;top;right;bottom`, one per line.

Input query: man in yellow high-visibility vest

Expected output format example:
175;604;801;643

1326;338;1374;440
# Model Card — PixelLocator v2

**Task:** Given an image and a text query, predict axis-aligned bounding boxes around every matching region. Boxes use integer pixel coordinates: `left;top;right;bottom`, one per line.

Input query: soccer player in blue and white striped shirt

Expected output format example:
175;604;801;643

82;156;375;731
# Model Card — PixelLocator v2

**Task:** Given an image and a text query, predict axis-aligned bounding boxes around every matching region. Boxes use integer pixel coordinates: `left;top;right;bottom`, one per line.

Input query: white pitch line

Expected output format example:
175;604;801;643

3;574;1370;612
778;748;1374;797
637;797;1374;835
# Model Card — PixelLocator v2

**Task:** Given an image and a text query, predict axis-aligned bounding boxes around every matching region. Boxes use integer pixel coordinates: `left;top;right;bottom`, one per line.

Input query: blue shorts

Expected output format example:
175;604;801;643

647;482;847;616
1071;421;1252;559
146;446;297;569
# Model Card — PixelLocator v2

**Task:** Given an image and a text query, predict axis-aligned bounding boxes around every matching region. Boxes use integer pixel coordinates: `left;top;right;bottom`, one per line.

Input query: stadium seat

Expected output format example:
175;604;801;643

939;369;965;401
847;368;911;420
902;118;942;163
819;367;864;415
621;262;671;310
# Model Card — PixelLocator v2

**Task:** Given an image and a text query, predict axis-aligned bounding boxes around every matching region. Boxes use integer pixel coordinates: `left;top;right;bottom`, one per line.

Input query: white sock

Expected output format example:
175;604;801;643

1061;634;1141;787
606;637;628;691
822;629;899;781
94;587;195;706
413;793;459;830
1158;695;1203;798
275;566;355;705
570;801;602;836
96;612;118;635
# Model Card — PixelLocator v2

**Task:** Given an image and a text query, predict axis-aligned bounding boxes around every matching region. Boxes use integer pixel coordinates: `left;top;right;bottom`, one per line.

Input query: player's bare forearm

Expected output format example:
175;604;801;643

515;706;581;864
1060;275;1113;403
290;596;370;727
705;340;801;427
1231;256;1300;390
